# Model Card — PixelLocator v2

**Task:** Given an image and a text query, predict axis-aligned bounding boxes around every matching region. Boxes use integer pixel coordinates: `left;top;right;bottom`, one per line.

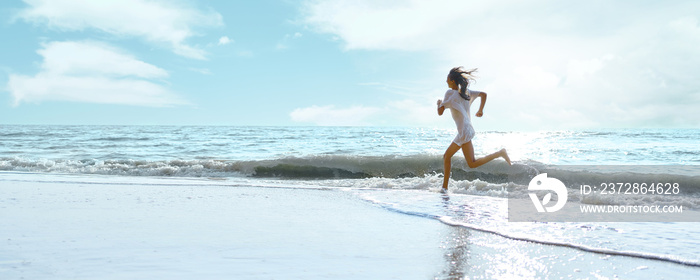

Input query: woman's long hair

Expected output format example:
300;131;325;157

448;67;478;100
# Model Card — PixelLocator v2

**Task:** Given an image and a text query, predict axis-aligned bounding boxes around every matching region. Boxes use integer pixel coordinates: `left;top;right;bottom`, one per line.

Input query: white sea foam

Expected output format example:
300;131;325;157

3;154;699;209
355;189;700;268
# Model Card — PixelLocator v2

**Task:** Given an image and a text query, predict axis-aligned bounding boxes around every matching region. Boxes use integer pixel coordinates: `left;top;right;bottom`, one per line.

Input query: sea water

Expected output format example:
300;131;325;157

1;125;700;272
2;126;698;175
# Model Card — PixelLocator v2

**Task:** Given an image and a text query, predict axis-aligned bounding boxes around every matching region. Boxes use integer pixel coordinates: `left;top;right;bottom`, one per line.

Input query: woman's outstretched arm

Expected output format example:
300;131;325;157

475;92;487;117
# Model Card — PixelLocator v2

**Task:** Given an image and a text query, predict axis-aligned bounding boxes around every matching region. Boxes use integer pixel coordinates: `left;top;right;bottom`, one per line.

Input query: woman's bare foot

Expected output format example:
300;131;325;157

501;148;512;165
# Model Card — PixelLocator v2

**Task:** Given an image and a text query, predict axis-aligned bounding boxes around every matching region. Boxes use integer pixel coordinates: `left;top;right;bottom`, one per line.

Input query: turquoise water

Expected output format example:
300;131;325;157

1;126;698;176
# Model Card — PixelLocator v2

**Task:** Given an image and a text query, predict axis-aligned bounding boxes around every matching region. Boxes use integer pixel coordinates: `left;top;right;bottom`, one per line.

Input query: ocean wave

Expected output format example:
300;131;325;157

1;155;698;181
90;136;152;141
303;174;700;210
2;155;699;208
0;157;245;177
0;155;525;180
0;132;30;137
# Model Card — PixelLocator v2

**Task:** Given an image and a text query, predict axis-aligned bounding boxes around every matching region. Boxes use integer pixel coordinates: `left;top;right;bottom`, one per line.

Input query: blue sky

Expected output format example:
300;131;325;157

1;0;699;130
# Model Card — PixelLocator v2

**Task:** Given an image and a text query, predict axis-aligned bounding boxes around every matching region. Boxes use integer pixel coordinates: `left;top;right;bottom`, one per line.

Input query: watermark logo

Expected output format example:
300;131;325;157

528;173;568;213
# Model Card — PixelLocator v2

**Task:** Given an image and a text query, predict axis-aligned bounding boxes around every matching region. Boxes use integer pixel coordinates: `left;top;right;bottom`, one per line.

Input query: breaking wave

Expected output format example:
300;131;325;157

2;155;699;209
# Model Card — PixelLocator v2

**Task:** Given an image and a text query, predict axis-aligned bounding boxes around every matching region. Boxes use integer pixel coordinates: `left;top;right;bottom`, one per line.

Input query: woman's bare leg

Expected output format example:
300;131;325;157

462;141;511;168
442;142;462;190
501;148;511;165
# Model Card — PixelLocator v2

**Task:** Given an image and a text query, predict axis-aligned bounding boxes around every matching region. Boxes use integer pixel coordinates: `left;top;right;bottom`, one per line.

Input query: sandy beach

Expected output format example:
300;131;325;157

1;174;448;279
1;173;698;279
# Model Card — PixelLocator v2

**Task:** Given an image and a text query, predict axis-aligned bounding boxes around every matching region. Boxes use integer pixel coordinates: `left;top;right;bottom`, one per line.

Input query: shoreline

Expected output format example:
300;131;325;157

2;173;699;279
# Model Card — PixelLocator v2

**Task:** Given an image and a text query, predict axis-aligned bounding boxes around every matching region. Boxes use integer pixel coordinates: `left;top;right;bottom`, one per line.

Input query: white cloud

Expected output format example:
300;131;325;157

302;0;465;51
387;98;442;127
301;0;700;129
38;40;168;78
7;41;186;107
669;17;700;39
189;67;212;75
218;36;233;45
565;55;613;85
276;32;303;50
290;105;381;126
18;0;222;59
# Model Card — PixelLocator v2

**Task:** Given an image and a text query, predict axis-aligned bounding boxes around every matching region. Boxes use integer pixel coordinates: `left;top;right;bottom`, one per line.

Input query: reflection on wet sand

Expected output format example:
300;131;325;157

436;194;474;279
